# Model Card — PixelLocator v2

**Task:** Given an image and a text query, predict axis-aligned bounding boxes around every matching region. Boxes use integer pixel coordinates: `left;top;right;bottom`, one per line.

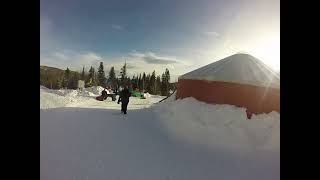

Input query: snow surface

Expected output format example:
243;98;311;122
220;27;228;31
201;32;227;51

179;53;280;89
40;86;164;109
41;86;279;180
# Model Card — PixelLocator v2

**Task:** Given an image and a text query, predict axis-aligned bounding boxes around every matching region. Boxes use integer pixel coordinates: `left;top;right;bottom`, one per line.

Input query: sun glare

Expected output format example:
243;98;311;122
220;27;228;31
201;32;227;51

249;36;280;71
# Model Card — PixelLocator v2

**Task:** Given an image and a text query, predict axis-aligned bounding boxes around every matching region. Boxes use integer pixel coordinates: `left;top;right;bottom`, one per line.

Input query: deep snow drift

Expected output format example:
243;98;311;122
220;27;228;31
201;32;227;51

41;86;279;180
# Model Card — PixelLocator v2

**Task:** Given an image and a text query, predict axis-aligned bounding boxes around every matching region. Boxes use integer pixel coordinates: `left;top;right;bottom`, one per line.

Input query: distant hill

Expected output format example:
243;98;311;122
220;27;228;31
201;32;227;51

40;65;79;89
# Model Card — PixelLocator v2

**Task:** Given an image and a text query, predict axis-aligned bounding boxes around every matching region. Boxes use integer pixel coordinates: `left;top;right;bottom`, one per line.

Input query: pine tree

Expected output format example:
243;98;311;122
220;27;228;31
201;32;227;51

86;66;95;87
68;72;79;89
165;68;171;94
156;75;161;95
57;78;63;89
150;70;156;94
146;73;151;93
131;75;137;89
108;66;116;88
120;62;127;85
160;68;171;96
62;67;71;88
97;62;106;87
161;69;170;96
161;73;166;96
165;68;170;84
81;66;85;80
135;75;139;90
142;73;146;91
138;74;142;90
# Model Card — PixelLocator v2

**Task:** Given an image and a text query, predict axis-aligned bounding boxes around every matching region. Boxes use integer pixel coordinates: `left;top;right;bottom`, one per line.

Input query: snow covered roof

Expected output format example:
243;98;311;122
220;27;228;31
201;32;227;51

179;53;280;89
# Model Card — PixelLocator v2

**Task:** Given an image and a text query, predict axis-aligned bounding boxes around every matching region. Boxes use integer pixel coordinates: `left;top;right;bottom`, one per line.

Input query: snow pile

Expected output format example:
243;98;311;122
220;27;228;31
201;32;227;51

78;90;96;97
143;92;151;98
83;86;104;95
160;91;177;103
40;90;68;109
40;85;48;90
40;86;165;109
153;97;280;152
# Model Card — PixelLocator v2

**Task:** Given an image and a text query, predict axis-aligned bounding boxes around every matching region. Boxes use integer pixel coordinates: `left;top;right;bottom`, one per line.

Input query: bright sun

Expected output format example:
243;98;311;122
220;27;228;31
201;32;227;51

248;36;280;71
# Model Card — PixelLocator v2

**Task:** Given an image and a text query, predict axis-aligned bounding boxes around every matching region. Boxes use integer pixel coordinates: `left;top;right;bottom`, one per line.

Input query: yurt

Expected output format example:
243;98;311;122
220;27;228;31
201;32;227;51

176;53;280;118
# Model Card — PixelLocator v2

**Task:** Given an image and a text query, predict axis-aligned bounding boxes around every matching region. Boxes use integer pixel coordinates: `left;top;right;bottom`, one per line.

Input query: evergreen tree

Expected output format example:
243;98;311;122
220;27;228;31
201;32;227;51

156;75;161;95
86;66;95;87
146;73;151;93
150;70;156;94
97;62;106;87
142;72;146;91
62;67;71;88
165;68;170;84
68;72;79;89
161;73;166;96
160;68;171;96
57;78;63;89
81;66;85;80
138;74;142;90
120;62;127;85
108;66;116;88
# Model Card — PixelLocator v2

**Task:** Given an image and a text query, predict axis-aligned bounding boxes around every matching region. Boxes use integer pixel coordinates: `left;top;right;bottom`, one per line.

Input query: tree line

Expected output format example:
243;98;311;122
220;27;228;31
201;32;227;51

40;62;175;96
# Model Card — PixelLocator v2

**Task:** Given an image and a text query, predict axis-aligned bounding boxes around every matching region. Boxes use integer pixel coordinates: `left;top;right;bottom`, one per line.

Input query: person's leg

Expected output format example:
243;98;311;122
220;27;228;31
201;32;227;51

121;103;124;113
123;102;128;114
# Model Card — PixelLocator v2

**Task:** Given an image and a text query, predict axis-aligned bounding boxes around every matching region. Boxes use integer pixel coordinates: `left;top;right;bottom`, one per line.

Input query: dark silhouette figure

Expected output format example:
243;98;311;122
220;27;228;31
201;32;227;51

117;87;131;114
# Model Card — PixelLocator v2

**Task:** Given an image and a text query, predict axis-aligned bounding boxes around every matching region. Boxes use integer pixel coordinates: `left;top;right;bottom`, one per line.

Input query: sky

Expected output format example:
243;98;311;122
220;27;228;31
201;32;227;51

40;0;280;82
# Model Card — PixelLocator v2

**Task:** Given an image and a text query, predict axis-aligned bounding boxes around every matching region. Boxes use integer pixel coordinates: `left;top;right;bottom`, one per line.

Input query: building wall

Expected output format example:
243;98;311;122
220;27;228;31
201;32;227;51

176;79;280;117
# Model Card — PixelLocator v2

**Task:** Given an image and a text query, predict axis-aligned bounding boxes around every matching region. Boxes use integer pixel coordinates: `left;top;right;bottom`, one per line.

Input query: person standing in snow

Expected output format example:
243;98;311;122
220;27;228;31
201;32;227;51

117;86;131;114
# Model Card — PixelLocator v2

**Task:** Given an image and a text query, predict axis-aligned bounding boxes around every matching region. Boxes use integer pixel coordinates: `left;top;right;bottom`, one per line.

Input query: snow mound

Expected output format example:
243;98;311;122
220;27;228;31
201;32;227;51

40;85;48;90
164;91;177;102
144;92;151;98
40;90;68;109
40;86;165;109
83;86;104;95
153;97;280;152
78;90;96;97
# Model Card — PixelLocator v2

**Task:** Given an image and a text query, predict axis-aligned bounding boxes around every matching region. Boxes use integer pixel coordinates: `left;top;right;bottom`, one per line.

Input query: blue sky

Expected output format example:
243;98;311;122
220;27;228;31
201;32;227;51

41;0;280;81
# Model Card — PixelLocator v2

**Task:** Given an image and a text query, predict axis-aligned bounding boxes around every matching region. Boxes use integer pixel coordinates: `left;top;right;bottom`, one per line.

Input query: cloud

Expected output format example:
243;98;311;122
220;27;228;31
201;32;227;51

144;57;178;64
130;52;179;65
126;64;136;69
40;50;192;82
40;51;104;71
204;31;220;37
111;24;124;30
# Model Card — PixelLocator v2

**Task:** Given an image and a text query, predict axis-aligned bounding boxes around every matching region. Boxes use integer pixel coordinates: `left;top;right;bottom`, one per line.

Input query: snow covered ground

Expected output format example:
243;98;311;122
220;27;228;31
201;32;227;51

40;86;164;109
41;86;280;180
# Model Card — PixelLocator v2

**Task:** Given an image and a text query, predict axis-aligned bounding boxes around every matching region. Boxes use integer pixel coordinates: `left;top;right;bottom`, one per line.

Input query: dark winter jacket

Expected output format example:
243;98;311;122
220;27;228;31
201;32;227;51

118;88;131;104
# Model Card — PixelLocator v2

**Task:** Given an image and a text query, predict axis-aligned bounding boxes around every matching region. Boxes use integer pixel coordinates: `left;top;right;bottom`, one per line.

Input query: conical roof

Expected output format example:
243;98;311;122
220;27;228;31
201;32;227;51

179;53;280;89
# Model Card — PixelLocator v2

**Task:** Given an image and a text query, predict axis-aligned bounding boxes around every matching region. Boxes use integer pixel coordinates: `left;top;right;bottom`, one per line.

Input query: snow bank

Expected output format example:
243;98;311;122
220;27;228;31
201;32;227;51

83;86;104;95
40;90;68;109
143;92;151;98
40;85;48;90
153;97;280;152
40;86;165;109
